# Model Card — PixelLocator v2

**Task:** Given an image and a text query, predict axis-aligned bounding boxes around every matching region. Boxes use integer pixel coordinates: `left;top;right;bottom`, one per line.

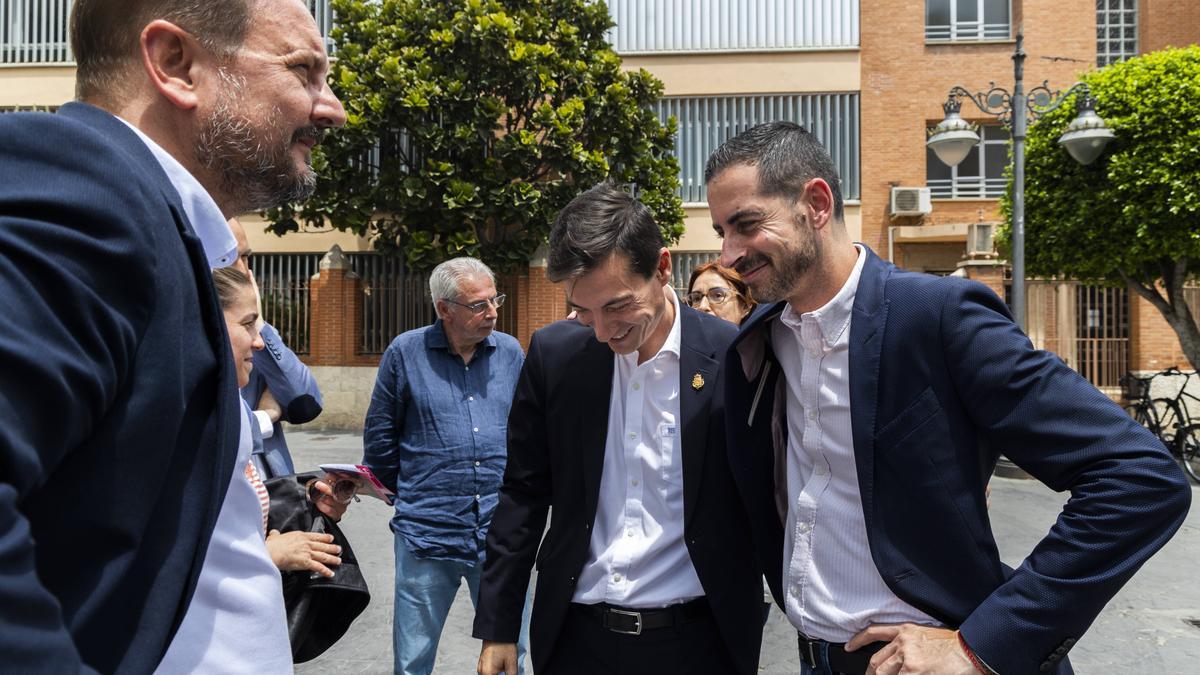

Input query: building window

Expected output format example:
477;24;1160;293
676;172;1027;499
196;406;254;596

1;0;72;65
925;0;1011;42
607;0;859;53
654;93;860;204
1097;0;1138;67
926;125;1009;199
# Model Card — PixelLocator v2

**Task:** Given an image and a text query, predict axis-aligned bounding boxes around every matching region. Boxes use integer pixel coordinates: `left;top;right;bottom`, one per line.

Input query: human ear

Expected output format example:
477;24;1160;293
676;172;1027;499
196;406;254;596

140;20;206;110
802;178;835;230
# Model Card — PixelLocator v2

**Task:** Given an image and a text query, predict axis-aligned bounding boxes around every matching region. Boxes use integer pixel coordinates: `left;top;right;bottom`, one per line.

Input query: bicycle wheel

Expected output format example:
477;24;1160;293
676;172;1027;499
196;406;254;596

1151;398;1183;449
1177;424;1200;484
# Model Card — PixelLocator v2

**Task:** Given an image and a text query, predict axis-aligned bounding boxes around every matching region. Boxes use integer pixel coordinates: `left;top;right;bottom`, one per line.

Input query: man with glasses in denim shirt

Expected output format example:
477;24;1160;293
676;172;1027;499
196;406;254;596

363;256;531;675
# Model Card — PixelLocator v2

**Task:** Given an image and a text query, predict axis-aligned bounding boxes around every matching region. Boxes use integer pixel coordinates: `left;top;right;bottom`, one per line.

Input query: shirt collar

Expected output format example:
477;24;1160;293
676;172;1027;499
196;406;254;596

779;244;867;347
116;117;237;270
425;319;497;352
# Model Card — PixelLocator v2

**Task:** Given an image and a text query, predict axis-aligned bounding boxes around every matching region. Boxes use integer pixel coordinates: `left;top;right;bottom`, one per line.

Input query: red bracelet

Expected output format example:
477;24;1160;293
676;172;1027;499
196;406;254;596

957;631;991;675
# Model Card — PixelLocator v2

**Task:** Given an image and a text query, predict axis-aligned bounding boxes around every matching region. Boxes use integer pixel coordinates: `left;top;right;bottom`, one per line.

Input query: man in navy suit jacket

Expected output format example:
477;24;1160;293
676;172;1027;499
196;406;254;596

0;0;344;671
707;122;1190;674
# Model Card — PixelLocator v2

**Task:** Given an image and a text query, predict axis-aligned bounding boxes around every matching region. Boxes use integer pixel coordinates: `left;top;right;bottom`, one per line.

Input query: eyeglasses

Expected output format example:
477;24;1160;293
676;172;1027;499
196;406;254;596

685;287;738;307
306;477;359;505
445;293;506;314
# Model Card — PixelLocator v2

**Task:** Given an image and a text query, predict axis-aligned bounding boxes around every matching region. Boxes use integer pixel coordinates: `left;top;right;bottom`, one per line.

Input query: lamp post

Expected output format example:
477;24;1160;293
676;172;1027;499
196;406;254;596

926;29;1115;331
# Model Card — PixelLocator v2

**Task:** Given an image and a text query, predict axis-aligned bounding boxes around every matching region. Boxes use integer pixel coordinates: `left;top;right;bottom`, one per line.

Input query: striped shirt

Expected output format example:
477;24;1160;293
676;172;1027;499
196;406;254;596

244;461;270;534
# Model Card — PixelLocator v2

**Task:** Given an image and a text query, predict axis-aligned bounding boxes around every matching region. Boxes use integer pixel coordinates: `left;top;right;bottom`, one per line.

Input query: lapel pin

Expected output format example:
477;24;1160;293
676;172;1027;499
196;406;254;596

691;373;705;391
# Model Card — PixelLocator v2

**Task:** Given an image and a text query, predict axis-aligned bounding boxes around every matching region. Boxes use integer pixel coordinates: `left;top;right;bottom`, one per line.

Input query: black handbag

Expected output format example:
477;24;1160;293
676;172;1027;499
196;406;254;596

264;471;371;663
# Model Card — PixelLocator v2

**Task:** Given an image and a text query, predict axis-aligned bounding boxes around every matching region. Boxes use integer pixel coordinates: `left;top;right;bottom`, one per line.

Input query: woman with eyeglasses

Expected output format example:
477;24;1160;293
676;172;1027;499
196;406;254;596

685;261;757;325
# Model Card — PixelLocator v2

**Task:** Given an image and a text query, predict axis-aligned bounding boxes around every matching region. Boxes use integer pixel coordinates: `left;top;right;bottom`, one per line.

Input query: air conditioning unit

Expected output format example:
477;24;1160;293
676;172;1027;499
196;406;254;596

890;187;933;216
967;222;996;257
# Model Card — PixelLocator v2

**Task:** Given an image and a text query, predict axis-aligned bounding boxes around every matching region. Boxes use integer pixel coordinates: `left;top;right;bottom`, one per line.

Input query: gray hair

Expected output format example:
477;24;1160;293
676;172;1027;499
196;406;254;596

547;181;664;283
429;257;496;304
704;121;844;222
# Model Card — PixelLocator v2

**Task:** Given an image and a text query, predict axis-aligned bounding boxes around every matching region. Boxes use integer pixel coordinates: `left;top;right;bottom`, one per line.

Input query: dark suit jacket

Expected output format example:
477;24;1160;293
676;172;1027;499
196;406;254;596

0;103;241;673
725;246;1191;674
473;305;763;674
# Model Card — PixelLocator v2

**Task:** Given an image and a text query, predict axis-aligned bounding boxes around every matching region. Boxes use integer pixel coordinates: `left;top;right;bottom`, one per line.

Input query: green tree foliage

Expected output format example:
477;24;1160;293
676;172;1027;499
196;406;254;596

1003;46;1200;369
269;0;683;273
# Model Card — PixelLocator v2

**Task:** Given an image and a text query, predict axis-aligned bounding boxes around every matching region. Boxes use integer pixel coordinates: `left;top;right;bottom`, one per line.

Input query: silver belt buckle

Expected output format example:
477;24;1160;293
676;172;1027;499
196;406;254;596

607;608;643;635
800;636;819;668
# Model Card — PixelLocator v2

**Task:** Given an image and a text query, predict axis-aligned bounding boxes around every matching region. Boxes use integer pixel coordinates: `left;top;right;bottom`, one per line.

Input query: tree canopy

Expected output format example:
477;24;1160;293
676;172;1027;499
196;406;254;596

269;0;683;273
1004;46;1200;369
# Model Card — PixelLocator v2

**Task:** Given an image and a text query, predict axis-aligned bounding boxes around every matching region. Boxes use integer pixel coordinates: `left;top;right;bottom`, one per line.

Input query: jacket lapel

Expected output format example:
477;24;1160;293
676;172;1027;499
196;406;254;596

575;337;615;531
678;306;718;528
848;247;891;535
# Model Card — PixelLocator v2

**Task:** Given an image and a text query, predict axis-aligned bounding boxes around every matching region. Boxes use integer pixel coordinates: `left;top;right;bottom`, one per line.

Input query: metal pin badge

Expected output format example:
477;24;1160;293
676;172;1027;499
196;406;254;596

691;373;705;391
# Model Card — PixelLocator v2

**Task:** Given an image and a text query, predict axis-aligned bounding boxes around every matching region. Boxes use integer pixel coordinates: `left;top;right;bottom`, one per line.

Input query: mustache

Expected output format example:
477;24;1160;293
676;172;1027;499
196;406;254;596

293;126;326;145
732;254;769;277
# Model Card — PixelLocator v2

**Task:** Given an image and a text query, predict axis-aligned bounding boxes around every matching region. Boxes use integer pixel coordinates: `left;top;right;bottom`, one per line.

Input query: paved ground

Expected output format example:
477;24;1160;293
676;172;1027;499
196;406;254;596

290;430;1200;674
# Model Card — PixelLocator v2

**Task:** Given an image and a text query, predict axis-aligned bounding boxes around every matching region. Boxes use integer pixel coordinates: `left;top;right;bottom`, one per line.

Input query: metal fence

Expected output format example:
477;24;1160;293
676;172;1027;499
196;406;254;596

607;0;859;54
0;0;72;65
249;253;323;355
0;0;334;65
654;93;860;204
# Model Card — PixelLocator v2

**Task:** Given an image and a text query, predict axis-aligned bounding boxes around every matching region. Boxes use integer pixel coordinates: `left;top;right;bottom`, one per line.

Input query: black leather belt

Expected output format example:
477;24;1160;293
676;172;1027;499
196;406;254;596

574;598;709;635
797;633;885;675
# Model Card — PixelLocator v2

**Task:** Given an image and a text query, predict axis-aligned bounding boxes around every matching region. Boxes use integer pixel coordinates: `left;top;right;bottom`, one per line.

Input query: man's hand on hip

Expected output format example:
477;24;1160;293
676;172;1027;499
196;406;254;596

847;624;977;675
478;640;518;675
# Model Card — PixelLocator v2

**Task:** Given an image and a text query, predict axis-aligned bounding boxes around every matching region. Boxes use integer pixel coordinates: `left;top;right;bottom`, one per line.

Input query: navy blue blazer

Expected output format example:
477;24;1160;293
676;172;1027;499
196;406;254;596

474;306;763;675
724;246;1190;674
0;103;241;673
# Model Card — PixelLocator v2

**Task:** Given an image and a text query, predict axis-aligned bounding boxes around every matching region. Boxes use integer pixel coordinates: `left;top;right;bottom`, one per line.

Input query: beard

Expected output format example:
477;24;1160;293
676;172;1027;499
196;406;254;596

194;69;323;213
734;211;820;303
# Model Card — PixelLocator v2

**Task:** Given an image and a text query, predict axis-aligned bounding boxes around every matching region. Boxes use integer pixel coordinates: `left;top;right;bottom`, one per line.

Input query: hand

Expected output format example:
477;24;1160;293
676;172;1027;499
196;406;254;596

308;473;356;522
477;640;518;675
265;529;341;577
256;388;283;424
847;624;976;675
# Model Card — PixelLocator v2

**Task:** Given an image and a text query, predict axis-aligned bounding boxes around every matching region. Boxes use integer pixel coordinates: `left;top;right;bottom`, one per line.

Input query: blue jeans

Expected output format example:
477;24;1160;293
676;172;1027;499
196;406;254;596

393;537;530;675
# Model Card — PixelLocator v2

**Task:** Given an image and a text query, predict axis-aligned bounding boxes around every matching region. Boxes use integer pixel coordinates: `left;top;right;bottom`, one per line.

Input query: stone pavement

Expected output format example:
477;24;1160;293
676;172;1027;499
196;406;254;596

290;430;1200;674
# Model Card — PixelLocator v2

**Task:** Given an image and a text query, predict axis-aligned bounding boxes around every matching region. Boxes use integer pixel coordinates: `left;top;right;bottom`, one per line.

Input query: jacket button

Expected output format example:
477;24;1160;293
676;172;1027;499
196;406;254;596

1064;638;1076;647
1039;662;1052;672
1054;646;1067;655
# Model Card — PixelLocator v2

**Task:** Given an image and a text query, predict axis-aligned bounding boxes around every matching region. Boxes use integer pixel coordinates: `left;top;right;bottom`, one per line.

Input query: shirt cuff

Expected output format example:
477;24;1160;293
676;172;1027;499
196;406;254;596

253;410;275;438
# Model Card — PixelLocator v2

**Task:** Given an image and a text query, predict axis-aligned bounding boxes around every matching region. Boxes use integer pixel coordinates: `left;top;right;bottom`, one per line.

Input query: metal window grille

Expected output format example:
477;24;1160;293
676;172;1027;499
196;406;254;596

1074;284;1130;388
1096;0;1138;67
0;105;56;112
670;251;720;298
0;0;72;64
606;0;859;53
0;1;333;65
654;93;860;204
926;125;1009;199
349;253;521;355
249;253;323;355
925;0;1011;42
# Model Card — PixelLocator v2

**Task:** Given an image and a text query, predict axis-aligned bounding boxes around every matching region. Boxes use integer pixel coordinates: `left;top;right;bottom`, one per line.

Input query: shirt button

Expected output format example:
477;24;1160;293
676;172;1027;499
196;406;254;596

628;432;637;439
473;427;479;433
631;479;639;487
814;465;828;476
465;365;470;371
468;396;474;401
632;383;640;390
798;522;811;534
626;530;634;537
474;460;481;467
807;410;817;421
612;573;622;582
475;494;481;501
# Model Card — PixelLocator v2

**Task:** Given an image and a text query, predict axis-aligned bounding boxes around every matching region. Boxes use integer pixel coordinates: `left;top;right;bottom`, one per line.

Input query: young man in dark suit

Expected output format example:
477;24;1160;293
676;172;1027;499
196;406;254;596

0;0;344;671
707;121;1191;675
474;182;763;674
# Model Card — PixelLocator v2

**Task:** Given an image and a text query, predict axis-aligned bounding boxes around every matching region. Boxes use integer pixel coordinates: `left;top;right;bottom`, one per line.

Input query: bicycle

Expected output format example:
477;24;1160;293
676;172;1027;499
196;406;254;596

1121;369;1200;483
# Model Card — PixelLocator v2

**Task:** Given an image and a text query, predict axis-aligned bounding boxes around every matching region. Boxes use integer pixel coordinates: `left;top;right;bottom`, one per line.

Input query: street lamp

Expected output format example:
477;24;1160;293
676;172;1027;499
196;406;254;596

926;29;1115;331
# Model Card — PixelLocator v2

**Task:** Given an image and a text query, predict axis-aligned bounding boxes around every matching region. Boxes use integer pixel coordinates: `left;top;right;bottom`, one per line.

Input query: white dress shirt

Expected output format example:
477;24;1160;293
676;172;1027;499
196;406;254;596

772;245;940;642
574;291;705;608
122;119;292;672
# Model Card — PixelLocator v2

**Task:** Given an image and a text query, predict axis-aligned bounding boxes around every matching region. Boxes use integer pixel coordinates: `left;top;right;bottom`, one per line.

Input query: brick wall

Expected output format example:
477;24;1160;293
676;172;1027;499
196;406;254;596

859;0;1096;258
1141;0;1200;53
1131;292;1194;371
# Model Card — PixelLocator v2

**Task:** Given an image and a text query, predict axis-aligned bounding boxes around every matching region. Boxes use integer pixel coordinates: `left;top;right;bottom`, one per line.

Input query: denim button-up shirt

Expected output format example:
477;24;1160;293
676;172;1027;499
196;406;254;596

363;321;524;564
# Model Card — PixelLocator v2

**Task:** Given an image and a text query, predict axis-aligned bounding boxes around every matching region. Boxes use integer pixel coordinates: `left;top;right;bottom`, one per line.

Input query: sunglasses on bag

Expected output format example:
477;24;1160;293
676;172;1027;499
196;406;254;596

306;477;359;505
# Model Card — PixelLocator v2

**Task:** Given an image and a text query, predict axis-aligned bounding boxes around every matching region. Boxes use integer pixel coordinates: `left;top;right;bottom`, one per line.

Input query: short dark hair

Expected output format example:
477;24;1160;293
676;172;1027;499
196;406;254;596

704;121;844;222
547;181;664;283
70;0;255;102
